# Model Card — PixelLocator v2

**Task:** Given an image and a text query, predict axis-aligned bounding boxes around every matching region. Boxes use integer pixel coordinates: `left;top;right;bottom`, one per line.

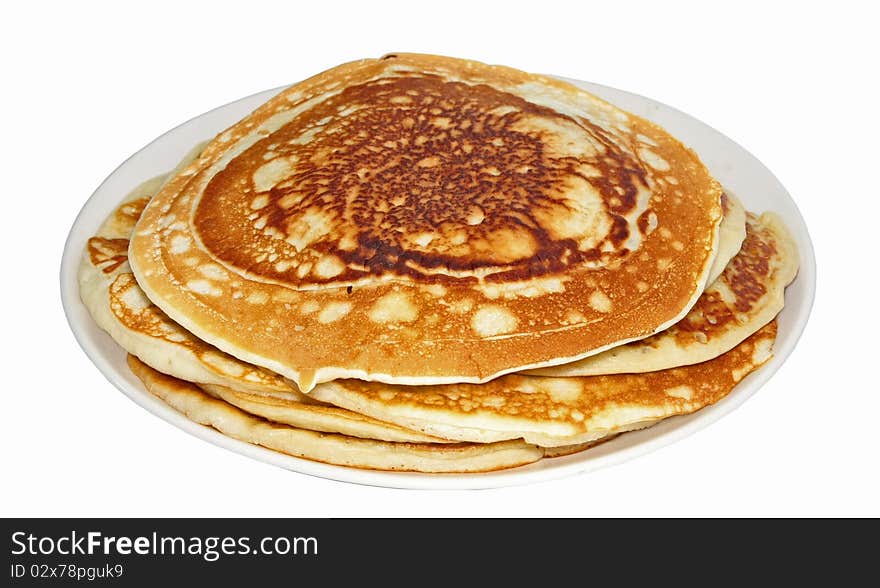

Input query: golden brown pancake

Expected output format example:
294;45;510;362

128;356;543;473
528;211;797;376
308;321;777;446
129;53;724;391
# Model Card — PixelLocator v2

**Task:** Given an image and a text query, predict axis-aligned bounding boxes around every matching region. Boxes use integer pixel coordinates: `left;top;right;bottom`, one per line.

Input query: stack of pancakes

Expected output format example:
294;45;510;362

79;54;799;473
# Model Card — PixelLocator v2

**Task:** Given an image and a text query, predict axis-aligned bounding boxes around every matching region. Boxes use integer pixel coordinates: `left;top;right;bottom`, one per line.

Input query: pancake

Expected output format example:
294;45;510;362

128;53;724;391
308;321;777;446
127;356;543;473
79;164;754;453
527;211;796;376
78;155;299;397
200;383;452;443
707;191;747;284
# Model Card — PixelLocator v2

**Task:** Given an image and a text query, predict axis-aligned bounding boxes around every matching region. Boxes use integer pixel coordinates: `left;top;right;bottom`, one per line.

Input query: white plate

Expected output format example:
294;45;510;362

60;78;816;490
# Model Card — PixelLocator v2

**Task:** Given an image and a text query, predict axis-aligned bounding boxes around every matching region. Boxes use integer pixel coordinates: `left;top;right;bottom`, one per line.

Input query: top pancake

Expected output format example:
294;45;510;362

129;53;724;391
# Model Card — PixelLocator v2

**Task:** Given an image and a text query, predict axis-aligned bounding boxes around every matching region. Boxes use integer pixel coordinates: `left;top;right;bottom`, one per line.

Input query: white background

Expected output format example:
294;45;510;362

3;1;877;516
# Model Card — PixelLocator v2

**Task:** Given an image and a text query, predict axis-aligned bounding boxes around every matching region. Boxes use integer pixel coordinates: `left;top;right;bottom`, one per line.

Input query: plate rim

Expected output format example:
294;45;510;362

60;77;817;490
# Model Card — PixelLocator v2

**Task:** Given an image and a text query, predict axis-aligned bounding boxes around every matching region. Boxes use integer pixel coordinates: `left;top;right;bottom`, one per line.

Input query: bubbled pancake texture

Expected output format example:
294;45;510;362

129;53;724;391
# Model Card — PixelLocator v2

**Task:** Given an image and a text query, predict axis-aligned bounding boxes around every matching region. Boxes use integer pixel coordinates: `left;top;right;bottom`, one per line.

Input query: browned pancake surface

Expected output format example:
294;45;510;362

130;53;723;389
